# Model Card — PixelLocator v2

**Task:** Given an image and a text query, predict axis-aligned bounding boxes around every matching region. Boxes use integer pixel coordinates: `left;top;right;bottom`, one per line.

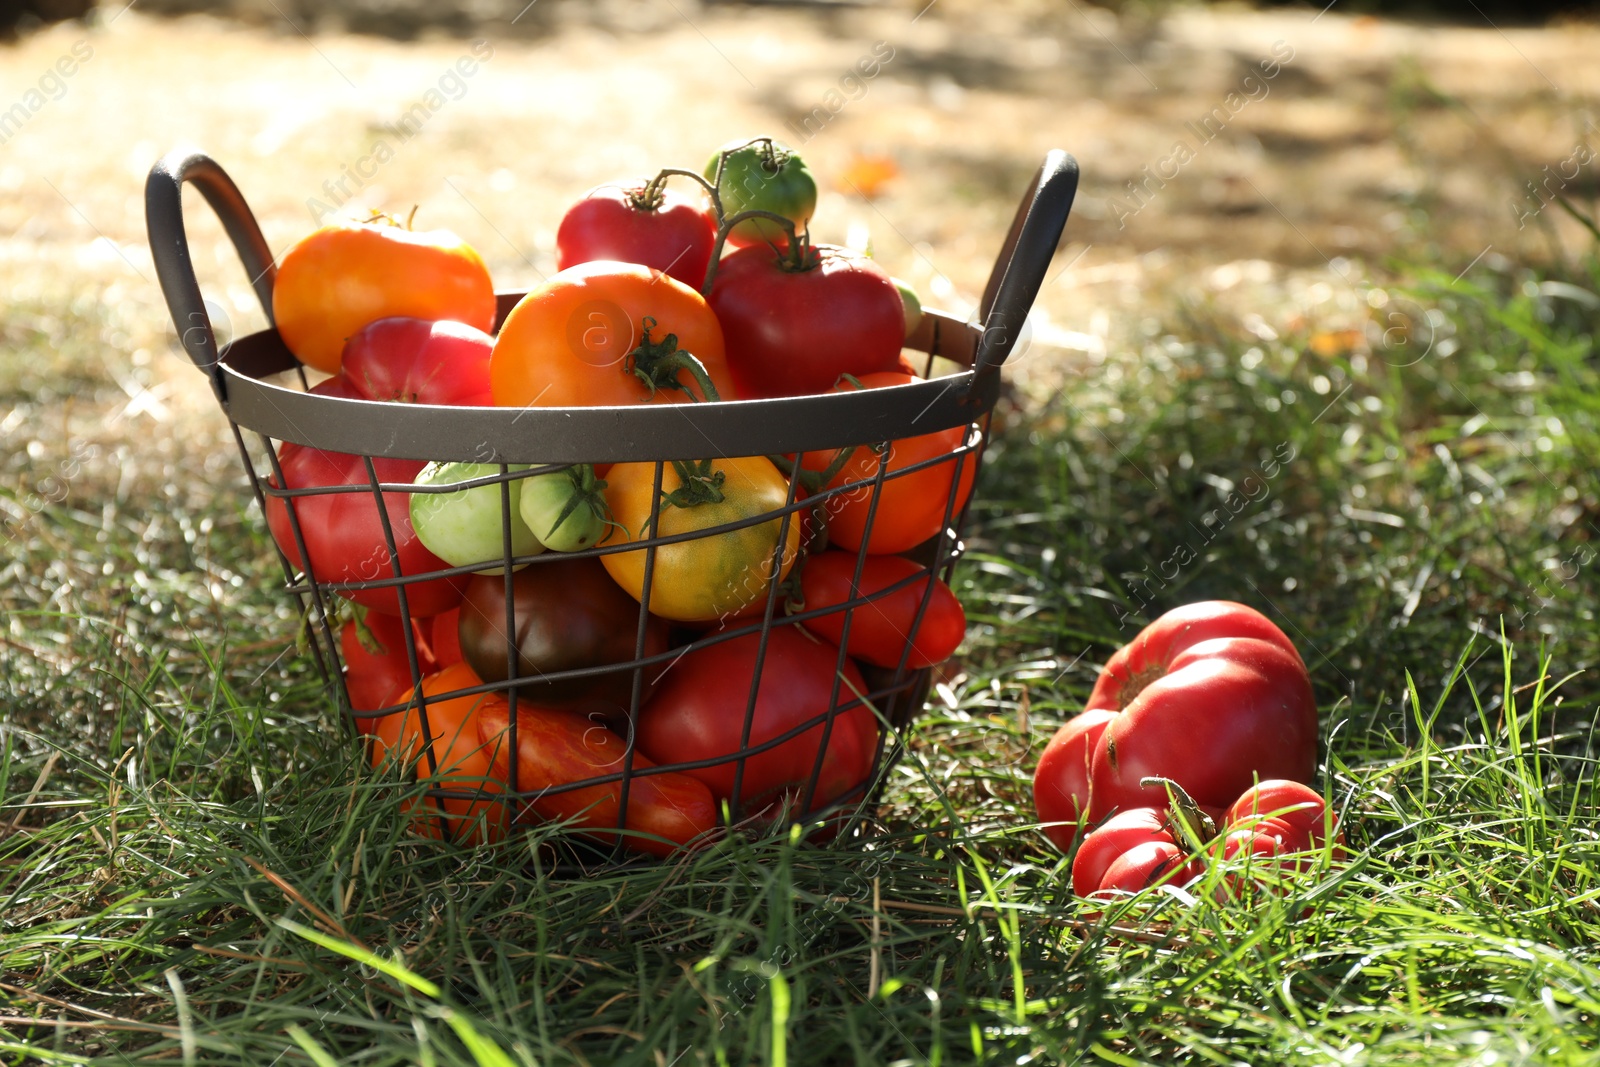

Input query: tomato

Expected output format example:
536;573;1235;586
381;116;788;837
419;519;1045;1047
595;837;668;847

891;277;923;341
428;607;463;668
705;137;816;248
1034;602;1318;835
273;219;495;375
409;462;542;573
1097;841;1197;896
475;701;717;857
340;612;435;725
801;372;980;555
796;552;965;669
601;456;801;624
338;317;496;406
456;559;669;724
1223;779;1336;851
264;382;465;617
556;180;717;289
1070;807;1171;897
489;261;735;409
518;465;609;553
636;628;878;818
371;663;508;845
1032;709;1116;851
708;242;905;399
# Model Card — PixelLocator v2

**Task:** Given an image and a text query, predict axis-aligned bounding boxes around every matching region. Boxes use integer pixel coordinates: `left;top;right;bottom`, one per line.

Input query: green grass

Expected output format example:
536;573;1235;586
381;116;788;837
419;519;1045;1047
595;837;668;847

2;242;1598;1064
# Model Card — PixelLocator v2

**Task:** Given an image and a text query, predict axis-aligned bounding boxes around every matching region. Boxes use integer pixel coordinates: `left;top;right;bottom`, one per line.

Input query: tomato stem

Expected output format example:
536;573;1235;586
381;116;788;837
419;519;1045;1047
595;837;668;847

657;458;727;515
350;604;384;656
625;317;723;403
543;464;619;542
638;167;723;219
767;446;859;494
1140;776;1218;850
700;209;805;296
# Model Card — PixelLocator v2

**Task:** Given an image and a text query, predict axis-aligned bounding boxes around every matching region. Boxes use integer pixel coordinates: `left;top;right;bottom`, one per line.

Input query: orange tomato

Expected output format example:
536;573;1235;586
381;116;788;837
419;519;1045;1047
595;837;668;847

801;372;980;554
273;220;496;374
489;261;735;408
371;662;508;845
475;701;718;858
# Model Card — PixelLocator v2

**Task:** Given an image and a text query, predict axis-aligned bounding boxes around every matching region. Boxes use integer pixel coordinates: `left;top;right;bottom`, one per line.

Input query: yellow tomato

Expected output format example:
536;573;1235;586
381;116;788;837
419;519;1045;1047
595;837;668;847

601;455;800;623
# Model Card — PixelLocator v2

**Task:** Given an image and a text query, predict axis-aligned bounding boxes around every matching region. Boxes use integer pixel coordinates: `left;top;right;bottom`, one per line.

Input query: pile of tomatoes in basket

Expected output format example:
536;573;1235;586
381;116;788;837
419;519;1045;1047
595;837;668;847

264;138;975;853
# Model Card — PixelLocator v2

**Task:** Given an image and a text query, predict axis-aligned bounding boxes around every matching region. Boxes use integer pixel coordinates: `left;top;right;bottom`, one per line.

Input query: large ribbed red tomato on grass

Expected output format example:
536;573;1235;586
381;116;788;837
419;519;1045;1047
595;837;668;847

1033;601;1317;850
264;383;465;618
556;179;717;288
708;241;905;398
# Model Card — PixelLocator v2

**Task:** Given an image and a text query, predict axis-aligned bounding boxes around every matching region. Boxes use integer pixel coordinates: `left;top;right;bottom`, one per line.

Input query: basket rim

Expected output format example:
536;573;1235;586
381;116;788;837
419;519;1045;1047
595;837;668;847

217;302;996;464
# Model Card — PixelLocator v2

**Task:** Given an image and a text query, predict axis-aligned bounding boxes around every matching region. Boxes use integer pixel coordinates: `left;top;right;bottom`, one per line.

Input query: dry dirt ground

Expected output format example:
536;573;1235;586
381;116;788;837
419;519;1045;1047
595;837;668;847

0;1;1596;468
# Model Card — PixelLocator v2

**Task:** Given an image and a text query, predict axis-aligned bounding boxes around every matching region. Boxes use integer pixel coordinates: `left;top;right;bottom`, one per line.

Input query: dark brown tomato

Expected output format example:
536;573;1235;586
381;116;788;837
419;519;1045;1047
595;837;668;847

457;557;670;726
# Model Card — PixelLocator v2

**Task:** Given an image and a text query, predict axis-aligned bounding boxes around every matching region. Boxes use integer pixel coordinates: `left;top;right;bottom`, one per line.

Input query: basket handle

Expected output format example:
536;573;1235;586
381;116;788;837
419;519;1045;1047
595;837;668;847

145;149;278;400
970;150;1080;387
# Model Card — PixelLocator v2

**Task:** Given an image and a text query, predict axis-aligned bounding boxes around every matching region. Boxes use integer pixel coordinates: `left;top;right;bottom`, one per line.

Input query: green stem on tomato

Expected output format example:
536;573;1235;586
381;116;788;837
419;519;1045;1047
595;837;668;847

700;209;805;297
1140;775;1218;851
767;445;860;494
625;317;723;403
638;167;724;220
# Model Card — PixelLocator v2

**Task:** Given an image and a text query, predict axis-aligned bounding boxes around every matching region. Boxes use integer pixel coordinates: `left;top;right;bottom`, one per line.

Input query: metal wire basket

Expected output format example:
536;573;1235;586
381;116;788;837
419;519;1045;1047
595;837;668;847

145;147;1079;857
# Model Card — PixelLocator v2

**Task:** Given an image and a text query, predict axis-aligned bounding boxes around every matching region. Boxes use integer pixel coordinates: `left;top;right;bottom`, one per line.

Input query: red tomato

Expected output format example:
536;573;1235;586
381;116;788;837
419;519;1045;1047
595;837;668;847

371;663;508;845
1034;602;1317;831
428;607;463;668
264;385;465;618
556;181;717;289
797;552;965;669
1223;779;1336;850
273;219;495;375
1096;841;1197;896
337;317;495;406
1033;709;1116;851
1070;807;1173;897
635;628;878;818
340;613;436;727
801;372;979;554
708;242;905;398
475;701;717;858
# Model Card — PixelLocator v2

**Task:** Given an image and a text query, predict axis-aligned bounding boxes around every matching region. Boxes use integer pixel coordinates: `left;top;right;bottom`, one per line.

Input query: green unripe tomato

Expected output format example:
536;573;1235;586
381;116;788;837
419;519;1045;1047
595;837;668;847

518;465;609;553
410;462;543;574
891;277;923;341
706;137;817;248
